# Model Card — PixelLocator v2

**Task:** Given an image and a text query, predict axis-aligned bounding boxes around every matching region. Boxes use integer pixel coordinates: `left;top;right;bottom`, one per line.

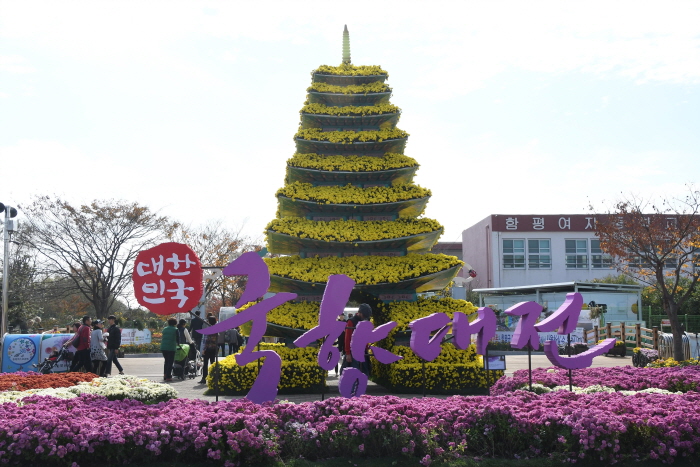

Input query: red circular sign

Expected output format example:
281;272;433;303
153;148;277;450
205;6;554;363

132;242;203;315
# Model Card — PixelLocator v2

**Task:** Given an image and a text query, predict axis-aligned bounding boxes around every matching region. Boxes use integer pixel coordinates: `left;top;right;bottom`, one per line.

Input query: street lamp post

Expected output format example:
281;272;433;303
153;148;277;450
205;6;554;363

1;203;19;360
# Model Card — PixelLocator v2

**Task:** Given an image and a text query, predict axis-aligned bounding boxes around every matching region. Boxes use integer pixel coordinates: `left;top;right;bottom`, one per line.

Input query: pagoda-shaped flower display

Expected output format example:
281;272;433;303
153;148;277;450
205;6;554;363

255;27;498;394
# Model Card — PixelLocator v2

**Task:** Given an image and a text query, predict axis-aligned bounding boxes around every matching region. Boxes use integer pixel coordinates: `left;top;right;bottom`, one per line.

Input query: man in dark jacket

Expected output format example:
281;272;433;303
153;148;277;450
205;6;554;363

344;304;372;376
105;315;124;376
189;310;204;353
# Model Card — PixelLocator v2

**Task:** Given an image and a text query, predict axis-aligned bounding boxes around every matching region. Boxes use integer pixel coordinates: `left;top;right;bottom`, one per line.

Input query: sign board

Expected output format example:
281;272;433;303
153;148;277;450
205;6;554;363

1;334;42;373
484;355;506;370
39;333;76;373
661;319;671;326
493;329;585;347
120;328;152;345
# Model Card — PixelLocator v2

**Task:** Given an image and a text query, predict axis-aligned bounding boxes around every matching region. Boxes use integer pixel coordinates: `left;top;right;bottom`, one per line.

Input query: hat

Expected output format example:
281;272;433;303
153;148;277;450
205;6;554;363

94;319;102;324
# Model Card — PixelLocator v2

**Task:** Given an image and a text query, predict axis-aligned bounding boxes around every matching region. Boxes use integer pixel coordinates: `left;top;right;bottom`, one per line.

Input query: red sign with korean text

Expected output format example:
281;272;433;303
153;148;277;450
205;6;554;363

132;242;203;315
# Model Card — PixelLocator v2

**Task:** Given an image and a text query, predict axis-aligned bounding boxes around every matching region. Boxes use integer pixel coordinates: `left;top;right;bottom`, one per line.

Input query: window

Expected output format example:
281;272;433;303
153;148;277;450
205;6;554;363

628;255;652;269
590;239;612;269
503;239;525;268
528;239;551;269
566;239;588;268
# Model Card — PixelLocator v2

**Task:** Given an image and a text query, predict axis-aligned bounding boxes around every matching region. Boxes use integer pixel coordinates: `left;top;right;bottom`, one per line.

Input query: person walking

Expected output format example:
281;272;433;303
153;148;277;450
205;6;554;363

335;316;347;376
105;315;124;376
199;315;218;384
177;319;194;346
217;327;226;357
68;316;93;373
344;303;372;376
225;327;240;355
161;318;179;382
90;320;108;376
189;310;204;354
63;322;82;370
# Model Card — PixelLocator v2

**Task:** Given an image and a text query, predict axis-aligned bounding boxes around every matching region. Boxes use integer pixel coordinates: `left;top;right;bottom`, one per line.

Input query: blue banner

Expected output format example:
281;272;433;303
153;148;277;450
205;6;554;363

1;334;42;373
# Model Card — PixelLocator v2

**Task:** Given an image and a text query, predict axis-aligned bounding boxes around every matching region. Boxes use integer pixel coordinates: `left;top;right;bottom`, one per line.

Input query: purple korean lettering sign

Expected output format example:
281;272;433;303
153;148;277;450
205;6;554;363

133;242;618;403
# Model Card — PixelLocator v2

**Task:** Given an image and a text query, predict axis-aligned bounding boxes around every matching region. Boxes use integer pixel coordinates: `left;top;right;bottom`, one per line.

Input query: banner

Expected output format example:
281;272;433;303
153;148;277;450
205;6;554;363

1;334;42;373
39;333;76;373
120;328;152;345
494;329;585;347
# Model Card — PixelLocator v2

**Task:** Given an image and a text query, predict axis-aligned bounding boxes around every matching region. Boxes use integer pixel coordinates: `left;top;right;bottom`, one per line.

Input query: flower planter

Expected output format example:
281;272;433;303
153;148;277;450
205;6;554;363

265;228;443;256
300;112;400;131
606;345;627;357
285;164;418;185
312;73;388;86
268;264;462;295
276;194;429;219
295;137;407;156
307;91;392;107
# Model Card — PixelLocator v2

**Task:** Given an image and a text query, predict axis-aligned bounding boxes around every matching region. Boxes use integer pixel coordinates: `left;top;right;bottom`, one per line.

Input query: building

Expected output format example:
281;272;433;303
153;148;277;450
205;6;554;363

462;214;614;289
430;242;463;262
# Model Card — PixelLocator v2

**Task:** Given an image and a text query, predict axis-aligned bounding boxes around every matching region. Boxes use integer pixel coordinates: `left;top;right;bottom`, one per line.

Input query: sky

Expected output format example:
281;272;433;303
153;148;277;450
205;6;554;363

1;1;699;245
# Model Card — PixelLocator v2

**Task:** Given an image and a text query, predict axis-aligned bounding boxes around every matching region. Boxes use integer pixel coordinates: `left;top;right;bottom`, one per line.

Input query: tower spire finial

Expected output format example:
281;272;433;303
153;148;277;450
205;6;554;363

342;25;351;64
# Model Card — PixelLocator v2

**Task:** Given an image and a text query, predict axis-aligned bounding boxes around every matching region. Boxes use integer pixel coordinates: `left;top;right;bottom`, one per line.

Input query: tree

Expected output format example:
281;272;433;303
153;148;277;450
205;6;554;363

166;220;262;314
1;244;43;332
590;273;640;285
21;196;174;320
592;187;700;361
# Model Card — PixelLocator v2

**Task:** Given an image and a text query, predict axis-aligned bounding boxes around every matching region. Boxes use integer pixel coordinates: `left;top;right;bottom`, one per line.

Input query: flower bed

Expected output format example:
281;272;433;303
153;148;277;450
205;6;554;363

0;371;97;392
313;64;388;75
264;253;462;285
375;297;477;338
288;152;416;172
206;344;326;395
372;343;500;395
307;82;390;94
238;301;320;332
0;374;177;405
121;342;161;354
491;365;700;395
300;103;400;117
1;392;700;465
649;357;700;367
276;181;430;205
295;128;409;143
633;347;660;367
265;217;442;243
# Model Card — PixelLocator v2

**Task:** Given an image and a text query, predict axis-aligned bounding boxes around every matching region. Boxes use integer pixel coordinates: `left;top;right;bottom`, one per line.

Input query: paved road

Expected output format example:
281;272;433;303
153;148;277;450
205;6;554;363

119;353;634;403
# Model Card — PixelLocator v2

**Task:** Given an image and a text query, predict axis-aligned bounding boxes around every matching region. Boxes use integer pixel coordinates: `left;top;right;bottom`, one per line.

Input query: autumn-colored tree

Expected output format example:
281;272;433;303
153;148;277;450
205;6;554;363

166;221;262;313
21;196;175;320
592;187;700;361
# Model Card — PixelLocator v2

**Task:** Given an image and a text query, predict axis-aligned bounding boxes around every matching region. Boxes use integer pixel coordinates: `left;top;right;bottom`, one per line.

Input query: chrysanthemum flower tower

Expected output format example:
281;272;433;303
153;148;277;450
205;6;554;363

262;26;493;393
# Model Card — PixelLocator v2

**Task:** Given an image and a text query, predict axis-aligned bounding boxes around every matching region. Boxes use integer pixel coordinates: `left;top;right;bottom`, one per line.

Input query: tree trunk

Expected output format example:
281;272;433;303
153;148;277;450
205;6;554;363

667;302;685;361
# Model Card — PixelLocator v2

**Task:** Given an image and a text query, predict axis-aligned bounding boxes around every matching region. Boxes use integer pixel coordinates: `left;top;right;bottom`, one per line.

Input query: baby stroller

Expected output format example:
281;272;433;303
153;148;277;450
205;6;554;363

173;344;202;380
33;347;71;374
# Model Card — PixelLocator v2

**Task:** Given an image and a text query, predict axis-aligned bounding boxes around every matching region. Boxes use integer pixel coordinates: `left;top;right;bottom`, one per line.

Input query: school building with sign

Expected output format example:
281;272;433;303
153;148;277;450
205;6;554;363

461;214;614;289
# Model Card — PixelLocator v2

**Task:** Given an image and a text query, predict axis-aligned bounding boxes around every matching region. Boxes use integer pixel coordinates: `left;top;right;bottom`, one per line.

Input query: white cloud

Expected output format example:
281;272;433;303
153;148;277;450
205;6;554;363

0;55;35;73
2;1;699;86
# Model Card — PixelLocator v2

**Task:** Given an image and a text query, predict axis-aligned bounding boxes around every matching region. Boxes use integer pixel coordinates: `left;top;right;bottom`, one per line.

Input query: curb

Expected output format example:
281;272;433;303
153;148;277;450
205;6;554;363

124;353;162;358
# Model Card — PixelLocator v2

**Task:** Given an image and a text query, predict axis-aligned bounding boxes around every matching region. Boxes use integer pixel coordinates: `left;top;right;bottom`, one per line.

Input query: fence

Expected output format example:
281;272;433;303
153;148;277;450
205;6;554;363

582;323;700;361
583;323;659;350
647;314;700;333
